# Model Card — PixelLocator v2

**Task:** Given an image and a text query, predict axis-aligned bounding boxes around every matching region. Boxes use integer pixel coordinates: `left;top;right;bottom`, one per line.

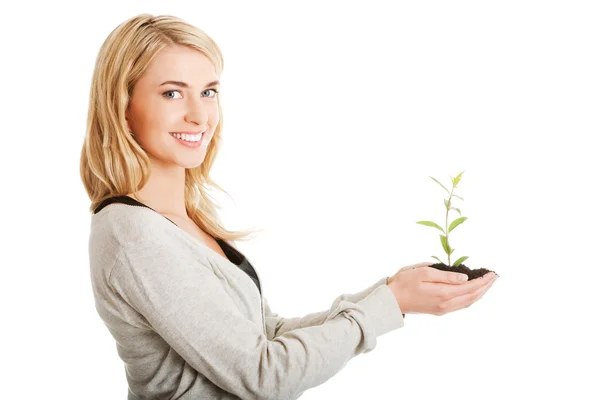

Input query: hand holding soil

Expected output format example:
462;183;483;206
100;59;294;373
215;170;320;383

386;262;498;316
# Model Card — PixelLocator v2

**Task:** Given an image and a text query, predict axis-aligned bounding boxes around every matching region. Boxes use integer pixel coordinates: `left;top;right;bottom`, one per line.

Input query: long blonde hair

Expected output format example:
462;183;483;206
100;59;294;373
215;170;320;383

80;13;260;243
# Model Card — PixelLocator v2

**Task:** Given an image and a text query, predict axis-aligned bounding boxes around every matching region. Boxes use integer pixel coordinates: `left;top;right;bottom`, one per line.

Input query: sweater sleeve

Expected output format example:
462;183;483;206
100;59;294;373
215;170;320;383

264;277;403;340
110;241;404;400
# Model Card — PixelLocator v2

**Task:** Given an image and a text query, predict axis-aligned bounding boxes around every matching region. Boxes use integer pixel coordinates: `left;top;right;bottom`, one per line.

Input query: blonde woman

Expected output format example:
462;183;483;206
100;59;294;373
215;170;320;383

81;14;498;399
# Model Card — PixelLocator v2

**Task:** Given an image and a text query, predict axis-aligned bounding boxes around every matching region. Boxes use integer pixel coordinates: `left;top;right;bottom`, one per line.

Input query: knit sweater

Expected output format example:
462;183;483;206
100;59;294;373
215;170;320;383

88;197;405;399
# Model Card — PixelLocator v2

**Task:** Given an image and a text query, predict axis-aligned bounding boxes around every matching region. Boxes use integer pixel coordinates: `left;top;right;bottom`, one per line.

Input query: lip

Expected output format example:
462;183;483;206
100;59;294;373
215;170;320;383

170;130;205;134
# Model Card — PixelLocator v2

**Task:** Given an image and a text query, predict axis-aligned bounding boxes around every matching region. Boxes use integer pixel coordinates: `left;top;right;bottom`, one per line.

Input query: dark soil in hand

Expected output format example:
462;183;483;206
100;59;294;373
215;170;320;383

428;263;498;281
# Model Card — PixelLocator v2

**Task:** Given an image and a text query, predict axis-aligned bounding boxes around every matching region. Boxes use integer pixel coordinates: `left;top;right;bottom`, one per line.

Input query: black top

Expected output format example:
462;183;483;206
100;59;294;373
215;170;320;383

94;196;261;294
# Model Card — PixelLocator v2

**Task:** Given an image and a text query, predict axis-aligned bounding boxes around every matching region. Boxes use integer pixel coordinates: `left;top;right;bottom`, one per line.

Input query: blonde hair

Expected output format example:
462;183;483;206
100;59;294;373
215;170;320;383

80;13;260;243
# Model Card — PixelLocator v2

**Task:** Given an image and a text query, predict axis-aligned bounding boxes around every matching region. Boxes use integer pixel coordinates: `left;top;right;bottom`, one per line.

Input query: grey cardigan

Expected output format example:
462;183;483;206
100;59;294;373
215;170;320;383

88;199;405;399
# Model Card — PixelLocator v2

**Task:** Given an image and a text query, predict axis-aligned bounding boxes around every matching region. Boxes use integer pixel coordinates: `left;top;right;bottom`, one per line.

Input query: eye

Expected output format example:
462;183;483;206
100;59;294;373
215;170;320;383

162;88;219;99
162;90;183;99
202;88;219;98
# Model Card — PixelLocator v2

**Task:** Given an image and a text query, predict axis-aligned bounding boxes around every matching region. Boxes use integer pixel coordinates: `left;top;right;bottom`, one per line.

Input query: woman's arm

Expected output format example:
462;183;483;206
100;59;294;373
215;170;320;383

264;277;391;340
111;241;404;400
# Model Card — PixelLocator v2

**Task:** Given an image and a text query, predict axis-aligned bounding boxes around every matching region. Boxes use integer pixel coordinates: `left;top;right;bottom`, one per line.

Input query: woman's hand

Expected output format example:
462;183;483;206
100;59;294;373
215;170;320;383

387;263;498;316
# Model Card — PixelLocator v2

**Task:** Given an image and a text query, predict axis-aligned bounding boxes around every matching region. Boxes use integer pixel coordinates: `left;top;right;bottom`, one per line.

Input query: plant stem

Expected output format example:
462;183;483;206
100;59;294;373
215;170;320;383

445;185;455;266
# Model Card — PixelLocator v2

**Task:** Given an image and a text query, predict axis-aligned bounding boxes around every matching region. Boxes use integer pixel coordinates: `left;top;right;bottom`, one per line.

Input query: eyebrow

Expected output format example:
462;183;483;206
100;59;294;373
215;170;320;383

159;80;220;88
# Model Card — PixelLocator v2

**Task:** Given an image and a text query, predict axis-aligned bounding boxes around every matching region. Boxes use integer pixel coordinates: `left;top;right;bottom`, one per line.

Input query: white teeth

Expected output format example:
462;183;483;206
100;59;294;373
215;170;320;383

170;132;202;142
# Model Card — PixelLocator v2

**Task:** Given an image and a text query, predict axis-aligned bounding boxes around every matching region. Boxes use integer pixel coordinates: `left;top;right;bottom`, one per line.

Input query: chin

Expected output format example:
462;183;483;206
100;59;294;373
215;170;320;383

176;156;206;169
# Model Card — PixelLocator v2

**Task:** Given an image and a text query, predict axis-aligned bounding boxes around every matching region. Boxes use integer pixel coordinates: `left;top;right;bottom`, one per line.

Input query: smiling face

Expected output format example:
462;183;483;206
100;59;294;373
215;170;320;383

125;44;220;170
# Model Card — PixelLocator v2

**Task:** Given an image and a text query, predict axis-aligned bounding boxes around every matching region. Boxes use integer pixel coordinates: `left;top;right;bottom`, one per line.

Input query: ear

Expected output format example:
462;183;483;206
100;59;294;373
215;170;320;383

125;102;132;127
125;110;132;133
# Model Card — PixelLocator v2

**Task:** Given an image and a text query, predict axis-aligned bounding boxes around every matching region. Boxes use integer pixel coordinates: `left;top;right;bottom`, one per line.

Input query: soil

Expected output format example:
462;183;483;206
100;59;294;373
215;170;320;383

428;263;498;281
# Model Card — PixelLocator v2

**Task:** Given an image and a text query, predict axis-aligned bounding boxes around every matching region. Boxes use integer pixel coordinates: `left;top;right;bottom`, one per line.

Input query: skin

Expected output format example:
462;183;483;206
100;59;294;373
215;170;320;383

125;44;220;220
387;262;498;315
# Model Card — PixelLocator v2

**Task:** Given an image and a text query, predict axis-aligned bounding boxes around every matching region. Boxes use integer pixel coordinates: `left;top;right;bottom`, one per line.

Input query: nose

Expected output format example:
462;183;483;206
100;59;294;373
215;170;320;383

184;96;209;126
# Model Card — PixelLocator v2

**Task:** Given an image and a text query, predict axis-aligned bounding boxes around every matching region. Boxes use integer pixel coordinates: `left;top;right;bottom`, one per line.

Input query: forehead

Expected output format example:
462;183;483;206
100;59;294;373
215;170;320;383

140;45;218;86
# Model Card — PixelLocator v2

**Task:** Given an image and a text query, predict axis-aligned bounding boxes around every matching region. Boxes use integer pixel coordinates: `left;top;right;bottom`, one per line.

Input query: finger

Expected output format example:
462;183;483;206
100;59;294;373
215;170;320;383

471;281;493;304
459;275;496;308
440;274;497;313
439;272;497;297
399;262;434;272
421;266;470;285
415;261;435;268
471;274;498;303
410;261;434;269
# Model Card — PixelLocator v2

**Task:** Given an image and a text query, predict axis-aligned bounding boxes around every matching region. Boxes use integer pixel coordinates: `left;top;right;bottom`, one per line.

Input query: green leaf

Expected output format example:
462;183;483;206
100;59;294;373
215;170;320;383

452;256;469;267
450;248;455;255
449;216;468;232
440;234;450;255
430;176;450;195
416;221;445;234
452;171;465;187
450;207;462;216
452;194;464;201
444;199;449;209
432;256;444;263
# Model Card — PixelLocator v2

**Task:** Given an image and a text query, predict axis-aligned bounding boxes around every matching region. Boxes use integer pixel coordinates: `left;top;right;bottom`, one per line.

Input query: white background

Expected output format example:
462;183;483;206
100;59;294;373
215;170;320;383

1;1;598;399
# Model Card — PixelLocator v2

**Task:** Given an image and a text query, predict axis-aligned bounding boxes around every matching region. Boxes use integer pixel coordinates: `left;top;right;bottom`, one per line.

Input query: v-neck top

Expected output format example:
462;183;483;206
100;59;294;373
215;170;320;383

93;195;261;294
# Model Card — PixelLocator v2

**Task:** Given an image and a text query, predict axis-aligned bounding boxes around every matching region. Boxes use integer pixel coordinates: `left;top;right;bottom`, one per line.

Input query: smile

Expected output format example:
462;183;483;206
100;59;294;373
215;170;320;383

169;132;204;148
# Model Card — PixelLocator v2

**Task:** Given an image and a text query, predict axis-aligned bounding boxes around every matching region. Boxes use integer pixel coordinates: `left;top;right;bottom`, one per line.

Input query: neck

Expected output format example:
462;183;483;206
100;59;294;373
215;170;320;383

131;164;188;219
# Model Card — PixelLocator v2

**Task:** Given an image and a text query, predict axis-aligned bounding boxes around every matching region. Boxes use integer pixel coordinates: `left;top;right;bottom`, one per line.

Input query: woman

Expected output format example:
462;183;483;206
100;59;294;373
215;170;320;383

80;13;498;399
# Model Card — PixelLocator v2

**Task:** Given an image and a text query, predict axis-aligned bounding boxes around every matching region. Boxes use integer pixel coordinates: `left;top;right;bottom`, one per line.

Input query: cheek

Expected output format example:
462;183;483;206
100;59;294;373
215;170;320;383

130;112;170;150
144;101;171;128
136;104;175;135
209;104;220;126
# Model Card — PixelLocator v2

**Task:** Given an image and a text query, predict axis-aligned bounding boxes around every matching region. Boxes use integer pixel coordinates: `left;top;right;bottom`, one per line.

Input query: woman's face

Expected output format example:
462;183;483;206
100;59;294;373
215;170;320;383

126;44;220;170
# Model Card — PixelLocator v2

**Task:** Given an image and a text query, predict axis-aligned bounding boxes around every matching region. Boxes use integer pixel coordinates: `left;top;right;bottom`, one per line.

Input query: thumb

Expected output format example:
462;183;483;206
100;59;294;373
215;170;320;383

425;268;469;284
399;262;434;272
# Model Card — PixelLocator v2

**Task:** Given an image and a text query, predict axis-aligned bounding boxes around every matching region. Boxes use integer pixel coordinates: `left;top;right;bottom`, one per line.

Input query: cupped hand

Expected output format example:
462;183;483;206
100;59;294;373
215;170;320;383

387;263;498;316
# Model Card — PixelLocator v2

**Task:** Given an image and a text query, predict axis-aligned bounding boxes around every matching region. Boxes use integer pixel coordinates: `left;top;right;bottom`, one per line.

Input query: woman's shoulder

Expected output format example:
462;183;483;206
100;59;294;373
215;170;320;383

90;203;165;250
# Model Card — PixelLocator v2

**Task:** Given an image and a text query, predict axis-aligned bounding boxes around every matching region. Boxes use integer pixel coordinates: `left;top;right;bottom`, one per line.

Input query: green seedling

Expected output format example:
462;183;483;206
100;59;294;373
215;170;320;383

416;171;468;267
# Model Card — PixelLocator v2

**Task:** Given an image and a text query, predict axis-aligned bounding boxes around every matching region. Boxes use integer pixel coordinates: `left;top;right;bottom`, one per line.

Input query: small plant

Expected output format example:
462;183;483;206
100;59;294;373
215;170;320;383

416;171;468;268
416;171;496;280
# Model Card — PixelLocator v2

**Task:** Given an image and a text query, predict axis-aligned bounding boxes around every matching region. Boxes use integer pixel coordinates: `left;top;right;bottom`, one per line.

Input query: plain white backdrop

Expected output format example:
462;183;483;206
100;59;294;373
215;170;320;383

1;1;598;398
